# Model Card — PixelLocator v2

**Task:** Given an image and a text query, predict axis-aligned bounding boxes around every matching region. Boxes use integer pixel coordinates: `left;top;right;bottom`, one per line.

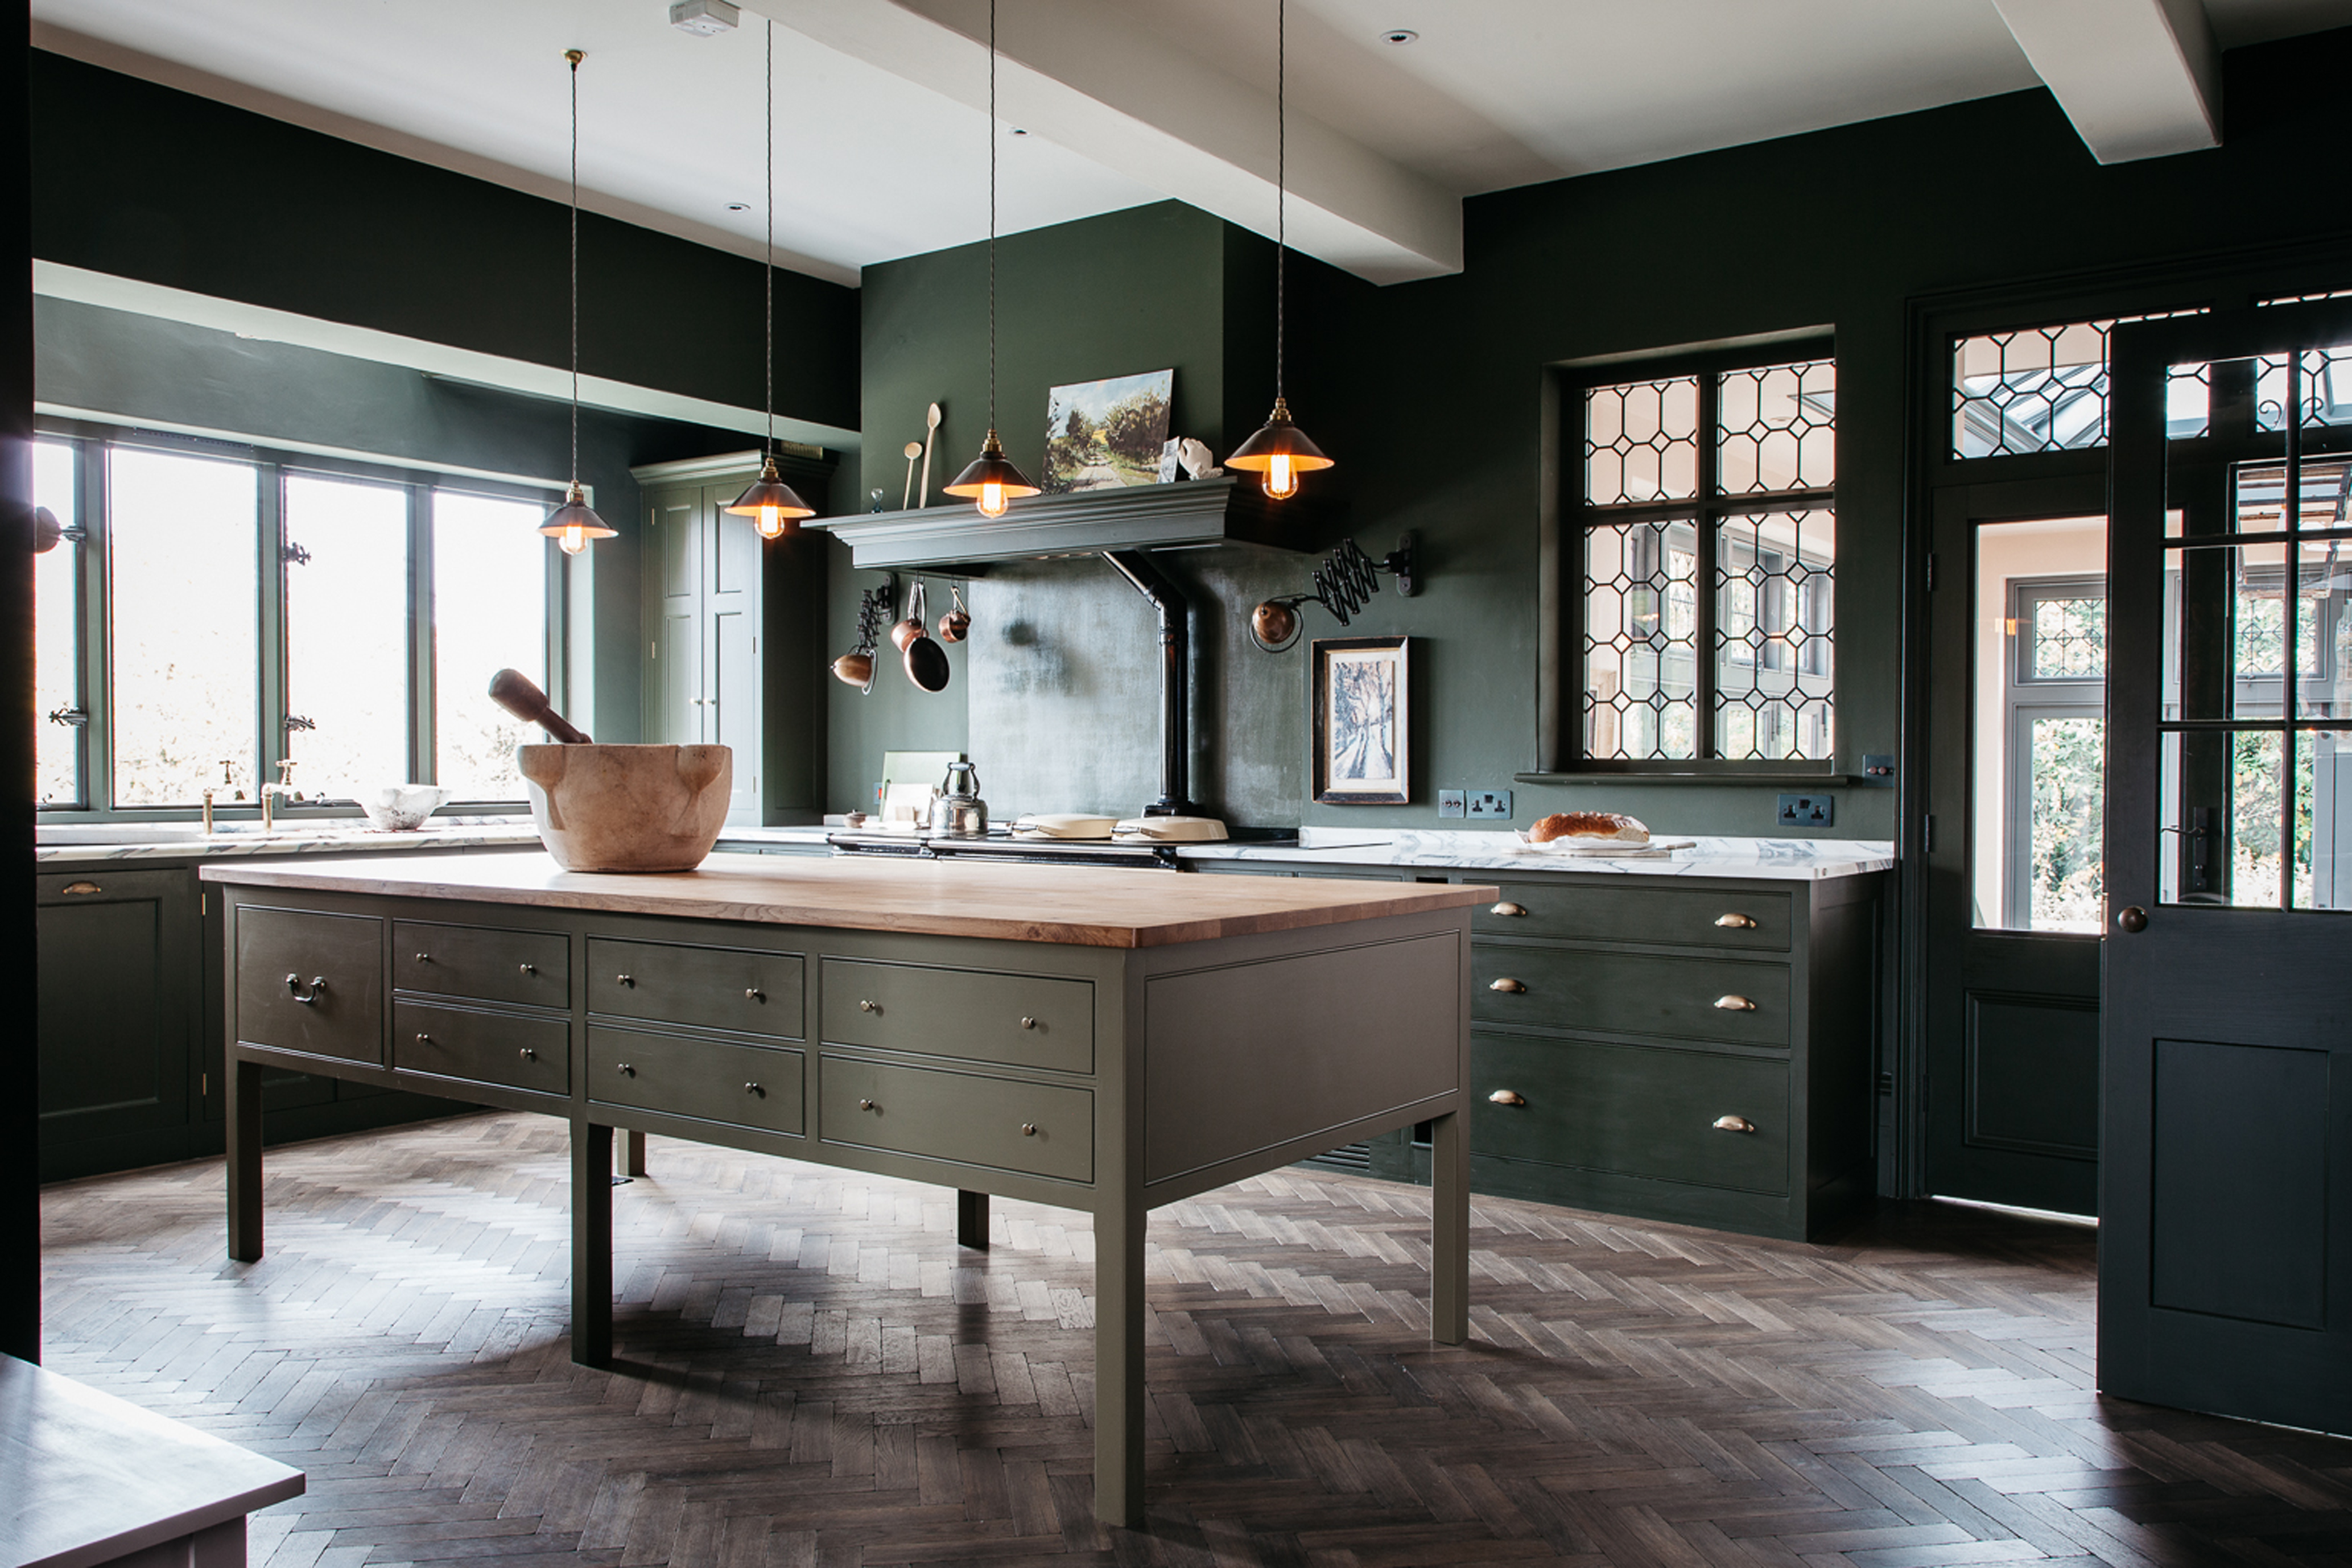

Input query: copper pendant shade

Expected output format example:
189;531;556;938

723;20;814;542
944;430;1039;519
1224;0;1330;500
539;49;616;557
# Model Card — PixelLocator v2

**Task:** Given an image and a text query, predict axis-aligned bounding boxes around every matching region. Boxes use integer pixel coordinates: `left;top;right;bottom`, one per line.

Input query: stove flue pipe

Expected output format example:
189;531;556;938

1102;550;1200;818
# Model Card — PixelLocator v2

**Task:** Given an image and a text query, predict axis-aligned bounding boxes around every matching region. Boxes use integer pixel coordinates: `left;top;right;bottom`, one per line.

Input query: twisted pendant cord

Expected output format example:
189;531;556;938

569;52;581;486
764;19;775;458
1276;0;1285;403
988;0;998;434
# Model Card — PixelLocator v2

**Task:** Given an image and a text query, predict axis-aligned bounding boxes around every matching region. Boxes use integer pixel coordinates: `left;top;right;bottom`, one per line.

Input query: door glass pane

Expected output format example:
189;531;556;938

109;447;259;807
283;474;410;797
2306;537;2352;720
1715;508;1834;760
1583;518;1697;760
34;440;81;806
2159;729;2285;907
434;490;550;800
2164;542;2313;722
2295;730;2352;909
1971;516;2106;931
2235;459;2352;531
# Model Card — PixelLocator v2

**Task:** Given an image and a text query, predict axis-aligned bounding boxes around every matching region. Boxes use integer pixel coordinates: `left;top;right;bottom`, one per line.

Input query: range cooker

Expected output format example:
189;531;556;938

825;824;1299;870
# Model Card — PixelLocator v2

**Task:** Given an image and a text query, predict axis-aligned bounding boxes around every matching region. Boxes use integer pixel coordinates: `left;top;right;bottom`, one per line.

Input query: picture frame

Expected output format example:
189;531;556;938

1041;368;1175;493
1312;635;1410;805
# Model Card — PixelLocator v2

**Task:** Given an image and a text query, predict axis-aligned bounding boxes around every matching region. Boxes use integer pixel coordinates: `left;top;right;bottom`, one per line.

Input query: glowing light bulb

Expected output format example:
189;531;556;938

560;523;589;555
756;505;786;540
1262;455;1299;501
977;481;1009;518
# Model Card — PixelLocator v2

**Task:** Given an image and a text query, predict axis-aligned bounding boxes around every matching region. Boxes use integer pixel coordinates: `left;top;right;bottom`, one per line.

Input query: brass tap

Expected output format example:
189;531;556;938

259;759;303;831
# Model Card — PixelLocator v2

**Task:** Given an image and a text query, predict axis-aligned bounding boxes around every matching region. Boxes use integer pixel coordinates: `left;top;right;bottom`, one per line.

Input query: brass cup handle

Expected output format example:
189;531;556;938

1488;1089;1527;1107
61;881;101;896
745;988;764;1001
1714;913;1757;930
286;973;327;1005
1713;995;1757;1012
2116;905;2148;934
1490;901;1527;917
859;999;880;1013
1020;1123;1038;1137
1488;977;1527;993
518;1047;536;1062
1713;1115;1756;1134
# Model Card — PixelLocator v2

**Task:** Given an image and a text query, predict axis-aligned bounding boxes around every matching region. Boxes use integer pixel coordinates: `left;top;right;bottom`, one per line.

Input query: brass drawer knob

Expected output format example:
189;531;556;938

519;962;536;975
745;1082;763;1096
415;1032;432;1045
1488;1089;1527;1107
858;1098;876;1111
1714;913;1757;930
1713;1115;1756;1134
1713;995;1757;1012
414;951;431;962
617;1062;636;1076
1020;1016;1037;1030
745;988;764;1002
859;999;880;1013
1491;901;1527;917
1020;1123;1038;1137
518;1047;536;1062
1488;977;1526;994
286;973;326;1004
616;973;634;988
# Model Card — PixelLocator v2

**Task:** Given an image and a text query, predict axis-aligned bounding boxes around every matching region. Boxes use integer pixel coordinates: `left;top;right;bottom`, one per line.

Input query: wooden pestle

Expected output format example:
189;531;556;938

488;668;592;744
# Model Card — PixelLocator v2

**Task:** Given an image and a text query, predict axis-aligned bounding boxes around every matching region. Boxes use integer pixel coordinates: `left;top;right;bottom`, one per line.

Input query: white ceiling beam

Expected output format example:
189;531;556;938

743;0;1461;284
1992;0;2220;164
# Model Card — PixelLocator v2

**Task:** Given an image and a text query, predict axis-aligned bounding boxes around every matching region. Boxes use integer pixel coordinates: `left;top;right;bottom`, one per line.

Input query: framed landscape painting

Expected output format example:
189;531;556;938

1313;636;1409;804
1042;369;1174;493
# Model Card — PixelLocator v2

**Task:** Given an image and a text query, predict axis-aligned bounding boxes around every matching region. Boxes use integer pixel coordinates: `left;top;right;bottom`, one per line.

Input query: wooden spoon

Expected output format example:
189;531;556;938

917;401;942;506
900;441;922;509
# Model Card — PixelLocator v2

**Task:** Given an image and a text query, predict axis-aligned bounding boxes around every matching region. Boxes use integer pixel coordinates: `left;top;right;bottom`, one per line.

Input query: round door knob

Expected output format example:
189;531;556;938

616;974;634;987
860;999;879;1013
617;1062;635;1076
858;1098;876;1111
1020;1123;1038;1137
1714;913;1757;930
1488;1089;1527;1107
518;1047;535;1062
744;1082;763;1096
1488;977;1526;993
1491;901;1527;917
1020;1016;1037;1030
2116;905;2148;934
1713;1115;1757;1134
519;963;536;975
1713;995;1758;1012
745;988;764;1001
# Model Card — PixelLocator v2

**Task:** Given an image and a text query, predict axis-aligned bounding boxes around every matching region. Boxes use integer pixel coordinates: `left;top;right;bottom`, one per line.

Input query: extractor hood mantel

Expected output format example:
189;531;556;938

809;477;1333;571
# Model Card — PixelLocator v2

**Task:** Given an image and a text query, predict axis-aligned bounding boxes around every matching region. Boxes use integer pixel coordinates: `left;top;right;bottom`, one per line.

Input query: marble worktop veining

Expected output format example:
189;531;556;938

34;815;542;865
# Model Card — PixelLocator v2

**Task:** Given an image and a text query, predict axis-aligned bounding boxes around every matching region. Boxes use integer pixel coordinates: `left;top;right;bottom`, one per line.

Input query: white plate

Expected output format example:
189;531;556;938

1509;836;1695;856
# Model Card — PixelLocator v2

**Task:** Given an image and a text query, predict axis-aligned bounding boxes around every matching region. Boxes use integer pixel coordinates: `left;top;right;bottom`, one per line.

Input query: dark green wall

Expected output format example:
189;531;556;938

29;51;860;434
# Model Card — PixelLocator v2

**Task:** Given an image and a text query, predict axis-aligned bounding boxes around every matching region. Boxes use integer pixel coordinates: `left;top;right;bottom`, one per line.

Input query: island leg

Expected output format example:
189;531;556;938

956;1189;989;1249
618;1128;647;1179
226;1055;263;1262
1430;1108;1468;1344
1092;1192;1146;1527
573;1121;613;1366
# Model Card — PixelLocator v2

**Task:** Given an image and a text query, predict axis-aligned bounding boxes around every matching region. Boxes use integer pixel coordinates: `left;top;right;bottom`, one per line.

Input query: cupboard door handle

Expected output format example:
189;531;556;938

1020;1016;1037;1030
859;999;879;1013
1488;1089;1526;1107
286;973;326;1004
1714;913;1756;929
1488;977;1526;993
61;881;101;896
616;974;634;987
1490;901;1526;917
617;1062;635;1076
1020;1123;1038;1137
518;1047;536;1062
744;1082;763;1097
745;988;764;1002
1713;995;1757;1012
1713;1115;1756;1134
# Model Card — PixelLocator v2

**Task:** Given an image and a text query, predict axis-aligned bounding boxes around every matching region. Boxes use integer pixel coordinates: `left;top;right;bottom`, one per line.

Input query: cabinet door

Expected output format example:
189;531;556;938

36;869;196;1149
704;483;761;820
646;488;700;746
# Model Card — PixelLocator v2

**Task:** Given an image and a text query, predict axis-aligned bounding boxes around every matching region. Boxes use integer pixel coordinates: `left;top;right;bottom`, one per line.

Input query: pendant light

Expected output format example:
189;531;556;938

1224;0;1331;501
943;0;1039;519
541;48;617;556
724;19;814;540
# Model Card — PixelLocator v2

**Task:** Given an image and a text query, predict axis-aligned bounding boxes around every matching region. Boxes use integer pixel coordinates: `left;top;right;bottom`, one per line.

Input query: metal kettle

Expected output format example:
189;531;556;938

930;761;988;837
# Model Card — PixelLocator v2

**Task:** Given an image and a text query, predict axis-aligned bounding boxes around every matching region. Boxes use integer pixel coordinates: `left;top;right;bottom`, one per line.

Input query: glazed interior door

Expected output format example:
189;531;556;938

1924;477;2107;1216
2103;302;2352;1431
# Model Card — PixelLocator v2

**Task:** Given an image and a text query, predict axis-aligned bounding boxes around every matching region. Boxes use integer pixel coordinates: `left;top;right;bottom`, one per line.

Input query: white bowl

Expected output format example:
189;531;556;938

359;783;454;832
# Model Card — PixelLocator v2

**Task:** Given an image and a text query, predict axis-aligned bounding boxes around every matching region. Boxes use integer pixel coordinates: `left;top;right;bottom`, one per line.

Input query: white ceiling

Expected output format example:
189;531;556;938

31;0;2352;290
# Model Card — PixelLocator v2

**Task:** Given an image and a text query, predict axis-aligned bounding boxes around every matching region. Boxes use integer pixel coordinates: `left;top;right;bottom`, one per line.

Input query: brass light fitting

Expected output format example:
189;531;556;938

1225;397;1331;501
723;20;815;540
944;430;1038;519
539;48;616;556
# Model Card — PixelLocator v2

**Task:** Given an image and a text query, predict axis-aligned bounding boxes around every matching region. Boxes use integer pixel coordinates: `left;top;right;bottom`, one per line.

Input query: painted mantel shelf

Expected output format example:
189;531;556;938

809;476;1332;571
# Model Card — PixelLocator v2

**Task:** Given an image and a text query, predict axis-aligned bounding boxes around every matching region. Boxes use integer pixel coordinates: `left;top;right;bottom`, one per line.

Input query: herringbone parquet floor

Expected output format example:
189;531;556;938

36;1113;2352;1567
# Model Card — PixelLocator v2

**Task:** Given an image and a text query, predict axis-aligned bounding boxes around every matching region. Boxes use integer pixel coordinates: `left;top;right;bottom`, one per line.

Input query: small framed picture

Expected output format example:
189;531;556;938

1313;636;1409;805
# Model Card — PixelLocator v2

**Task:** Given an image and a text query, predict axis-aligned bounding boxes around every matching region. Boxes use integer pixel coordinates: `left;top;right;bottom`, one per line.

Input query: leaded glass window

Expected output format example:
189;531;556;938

1578;353;1836;764
1951;310;2210;457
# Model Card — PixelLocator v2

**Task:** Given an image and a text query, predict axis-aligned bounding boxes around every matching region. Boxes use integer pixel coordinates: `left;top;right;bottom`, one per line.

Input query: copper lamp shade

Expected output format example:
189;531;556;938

724;455;815;539
943;430;1039;519
539;483;617;556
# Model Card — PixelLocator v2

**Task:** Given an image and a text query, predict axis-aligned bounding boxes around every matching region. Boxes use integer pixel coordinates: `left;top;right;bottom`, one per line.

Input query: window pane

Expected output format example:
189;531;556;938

1718;358;1834;493
1584;376;1698;505
1952;311;2207;458
434;490;550;800
2024;714;2105;931
1583;518;1697;760
34;440;81;806
284;474;411;797
1714;509;1834;761
2158;729;2285;908
109;447;259;807
2295;729;2352;910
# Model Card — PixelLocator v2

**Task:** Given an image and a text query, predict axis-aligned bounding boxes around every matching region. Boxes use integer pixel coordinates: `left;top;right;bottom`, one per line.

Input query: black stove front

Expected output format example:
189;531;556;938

824;825;1299;870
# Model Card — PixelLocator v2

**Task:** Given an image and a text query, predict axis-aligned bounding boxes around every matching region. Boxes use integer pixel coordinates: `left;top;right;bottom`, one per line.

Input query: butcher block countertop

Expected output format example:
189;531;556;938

201;849;1497;949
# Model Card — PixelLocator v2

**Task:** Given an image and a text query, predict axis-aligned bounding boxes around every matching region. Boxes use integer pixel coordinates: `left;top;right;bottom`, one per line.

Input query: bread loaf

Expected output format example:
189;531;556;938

1528;811;1649;844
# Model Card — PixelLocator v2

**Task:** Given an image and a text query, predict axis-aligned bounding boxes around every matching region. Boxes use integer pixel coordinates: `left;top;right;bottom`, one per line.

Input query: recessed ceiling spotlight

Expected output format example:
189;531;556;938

1381;27;1418;44
1008;126;1028;135
726;201;749;211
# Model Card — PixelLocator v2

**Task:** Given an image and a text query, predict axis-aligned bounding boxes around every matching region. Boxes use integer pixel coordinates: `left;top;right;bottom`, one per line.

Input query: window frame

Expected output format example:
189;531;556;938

1540;337;1840;778
35;419;571;818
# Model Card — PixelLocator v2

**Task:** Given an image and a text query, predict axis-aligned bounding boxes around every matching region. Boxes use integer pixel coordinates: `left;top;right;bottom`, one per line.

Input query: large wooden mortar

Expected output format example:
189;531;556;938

517;743;732;872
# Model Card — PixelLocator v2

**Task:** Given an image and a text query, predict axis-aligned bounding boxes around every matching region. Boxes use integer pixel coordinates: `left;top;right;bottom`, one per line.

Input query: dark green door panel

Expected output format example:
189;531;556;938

36;869;195;1148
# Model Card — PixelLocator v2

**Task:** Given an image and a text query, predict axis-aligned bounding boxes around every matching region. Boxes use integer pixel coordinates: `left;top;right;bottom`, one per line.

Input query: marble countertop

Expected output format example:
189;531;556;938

34;815;541;865
720;824;1895;881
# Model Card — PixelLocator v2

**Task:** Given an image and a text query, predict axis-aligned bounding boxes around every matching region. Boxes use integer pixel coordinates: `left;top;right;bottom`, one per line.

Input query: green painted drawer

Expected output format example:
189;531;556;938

819;1056;1092;1183
587;1024;803;1136
394;998;569;1096
821;959;1092;1074
587;938;805;1039
1475;881;1792;951
1474;942;1789;1047
236;906;383;1064
395;920;570;1009
1474;1031;1789;1195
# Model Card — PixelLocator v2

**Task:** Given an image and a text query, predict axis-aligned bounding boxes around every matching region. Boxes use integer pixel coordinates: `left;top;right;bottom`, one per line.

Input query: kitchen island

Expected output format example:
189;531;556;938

200;850;1492;1527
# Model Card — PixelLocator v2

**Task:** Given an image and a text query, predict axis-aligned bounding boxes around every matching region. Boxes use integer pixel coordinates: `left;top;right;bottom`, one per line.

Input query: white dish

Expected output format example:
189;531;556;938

1509;835;1694;856
1013;813;1120;840
358;783;453;832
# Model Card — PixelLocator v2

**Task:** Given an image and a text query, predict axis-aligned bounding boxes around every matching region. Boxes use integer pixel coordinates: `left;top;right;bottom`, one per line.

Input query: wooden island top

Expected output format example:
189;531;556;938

200;848;1497;949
